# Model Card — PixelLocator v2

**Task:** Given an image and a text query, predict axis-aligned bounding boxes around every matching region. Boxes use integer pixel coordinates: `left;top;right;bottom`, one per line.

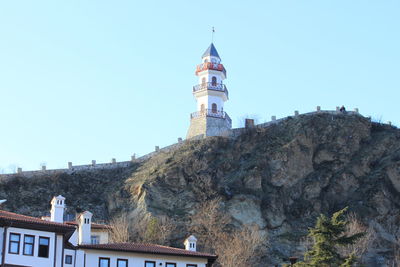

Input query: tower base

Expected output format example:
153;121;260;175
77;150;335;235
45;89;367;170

186;116;232;139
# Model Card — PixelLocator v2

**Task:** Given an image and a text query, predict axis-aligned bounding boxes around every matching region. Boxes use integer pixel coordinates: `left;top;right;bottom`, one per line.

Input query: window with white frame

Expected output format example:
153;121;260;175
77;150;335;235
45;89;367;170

99;257;110;267
166;263;177;267
145;261;156;267
117;259;128;267
91;235;100;244
38;236;50;258
65;255;73;264
23;235;34;256
9;233;20;254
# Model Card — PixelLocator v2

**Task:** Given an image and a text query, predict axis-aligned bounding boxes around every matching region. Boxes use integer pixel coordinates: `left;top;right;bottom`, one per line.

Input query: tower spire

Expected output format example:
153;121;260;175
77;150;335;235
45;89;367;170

211;27;215;43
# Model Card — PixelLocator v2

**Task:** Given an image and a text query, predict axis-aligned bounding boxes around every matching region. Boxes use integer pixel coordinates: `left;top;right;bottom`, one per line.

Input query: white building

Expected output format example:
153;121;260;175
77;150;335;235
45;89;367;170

187;43;232;139
0;196;217;267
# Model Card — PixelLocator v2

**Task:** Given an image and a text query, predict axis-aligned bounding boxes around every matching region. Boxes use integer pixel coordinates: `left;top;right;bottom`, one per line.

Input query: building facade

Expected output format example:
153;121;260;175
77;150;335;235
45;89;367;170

0;196;216;267
186;43;232;139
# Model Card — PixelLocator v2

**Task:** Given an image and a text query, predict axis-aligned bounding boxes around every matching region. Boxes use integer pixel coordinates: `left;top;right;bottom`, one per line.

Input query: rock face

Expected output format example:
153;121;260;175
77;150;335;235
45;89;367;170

0;166;138;219
1;113;400;265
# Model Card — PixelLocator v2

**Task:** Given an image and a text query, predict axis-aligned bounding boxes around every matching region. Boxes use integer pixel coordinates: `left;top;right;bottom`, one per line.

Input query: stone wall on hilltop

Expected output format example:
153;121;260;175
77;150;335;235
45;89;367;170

0;112;399;266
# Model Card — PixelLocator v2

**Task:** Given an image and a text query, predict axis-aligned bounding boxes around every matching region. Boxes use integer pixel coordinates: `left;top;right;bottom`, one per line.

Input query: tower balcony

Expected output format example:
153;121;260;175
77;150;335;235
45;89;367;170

192;82;229;99
195;62;227;77
190;109;232;125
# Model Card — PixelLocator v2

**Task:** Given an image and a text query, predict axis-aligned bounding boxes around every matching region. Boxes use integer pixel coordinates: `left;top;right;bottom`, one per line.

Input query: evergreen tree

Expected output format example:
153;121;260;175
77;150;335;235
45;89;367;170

294;207;364;267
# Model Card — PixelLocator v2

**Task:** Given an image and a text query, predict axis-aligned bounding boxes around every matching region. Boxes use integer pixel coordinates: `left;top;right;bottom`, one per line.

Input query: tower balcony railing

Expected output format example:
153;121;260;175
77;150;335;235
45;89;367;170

190;109;232;125
192;82;229;98
195;62;227;77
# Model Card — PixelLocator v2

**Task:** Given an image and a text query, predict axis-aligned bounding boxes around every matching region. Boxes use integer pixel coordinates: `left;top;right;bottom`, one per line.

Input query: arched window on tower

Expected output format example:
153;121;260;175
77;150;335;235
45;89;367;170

201;77;206;85
211;76;217;86
212;103;217;113
200;104;205;113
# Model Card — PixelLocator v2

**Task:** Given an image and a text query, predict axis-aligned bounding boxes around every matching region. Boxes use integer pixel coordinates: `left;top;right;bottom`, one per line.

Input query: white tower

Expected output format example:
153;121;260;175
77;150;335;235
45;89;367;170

184;235;197;252
186;43;231;139
50;195;65;223
78;211;93;245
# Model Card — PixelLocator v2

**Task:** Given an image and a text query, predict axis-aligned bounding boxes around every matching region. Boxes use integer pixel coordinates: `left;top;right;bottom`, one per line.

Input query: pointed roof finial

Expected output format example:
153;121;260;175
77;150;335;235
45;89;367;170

211;26;215;43
202;43;220;59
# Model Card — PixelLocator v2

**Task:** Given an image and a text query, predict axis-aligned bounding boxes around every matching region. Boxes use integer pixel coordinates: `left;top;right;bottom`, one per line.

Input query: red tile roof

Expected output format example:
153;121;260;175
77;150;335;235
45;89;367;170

78;243;217;260
65;221;111;230
0;210;75;233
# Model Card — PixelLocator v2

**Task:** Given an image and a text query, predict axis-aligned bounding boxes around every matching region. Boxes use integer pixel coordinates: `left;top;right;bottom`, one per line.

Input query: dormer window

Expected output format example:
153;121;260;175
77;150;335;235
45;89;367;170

91;235;100;244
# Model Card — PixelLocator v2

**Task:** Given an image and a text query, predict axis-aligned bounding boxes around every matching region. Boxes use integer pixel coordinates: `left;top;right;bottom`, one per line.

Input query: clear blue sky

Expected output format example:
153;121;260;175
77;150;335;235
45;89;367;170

0;1;399;172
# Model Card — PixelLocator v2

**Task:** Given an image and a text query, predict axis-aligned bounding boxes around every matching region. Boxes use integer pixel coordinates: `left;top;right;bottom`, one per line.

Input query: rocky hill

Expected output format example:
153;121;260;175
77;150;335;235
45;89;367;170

1;112;399;266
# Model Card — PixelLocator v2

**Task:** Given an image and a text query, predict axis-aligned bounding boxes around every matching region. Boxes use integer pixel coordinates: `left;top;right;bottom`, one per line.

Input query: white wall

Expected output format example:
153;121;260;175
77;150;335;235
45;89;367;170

0;227;212;267
0;227;4;264
82;249;208;267
4;227;57;267
75;250;85;267
78;211;92;245
91;229;109;244
207;95;224;111
196;95;208;111
55;234;63;267
50;196;65;223
198;72;224;85
196;94;225;112
64;248;76;267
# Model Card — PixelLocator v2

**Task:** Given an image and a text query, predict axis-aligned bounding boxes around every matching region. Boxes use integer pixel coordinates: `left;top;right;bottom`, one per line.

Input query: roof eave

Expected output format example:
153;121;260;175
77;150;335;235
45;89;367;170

78;246;217;260
0;218;75;234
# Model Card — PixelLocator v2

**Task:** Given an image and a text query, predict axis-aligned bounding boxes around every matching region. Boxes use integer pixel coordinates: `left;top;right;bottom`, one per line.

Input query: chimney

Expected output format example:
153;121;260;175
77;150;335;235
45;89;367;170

245;119;254;128
78;211;93;245
50;195;65;223
184;235;197;252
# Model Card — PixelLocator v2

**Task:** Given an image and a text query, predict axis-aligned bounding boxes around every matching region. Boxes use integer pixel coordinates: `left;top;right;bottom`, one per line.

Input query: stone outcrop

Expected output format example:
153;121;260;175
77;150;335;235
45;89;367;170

1;112;400;265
